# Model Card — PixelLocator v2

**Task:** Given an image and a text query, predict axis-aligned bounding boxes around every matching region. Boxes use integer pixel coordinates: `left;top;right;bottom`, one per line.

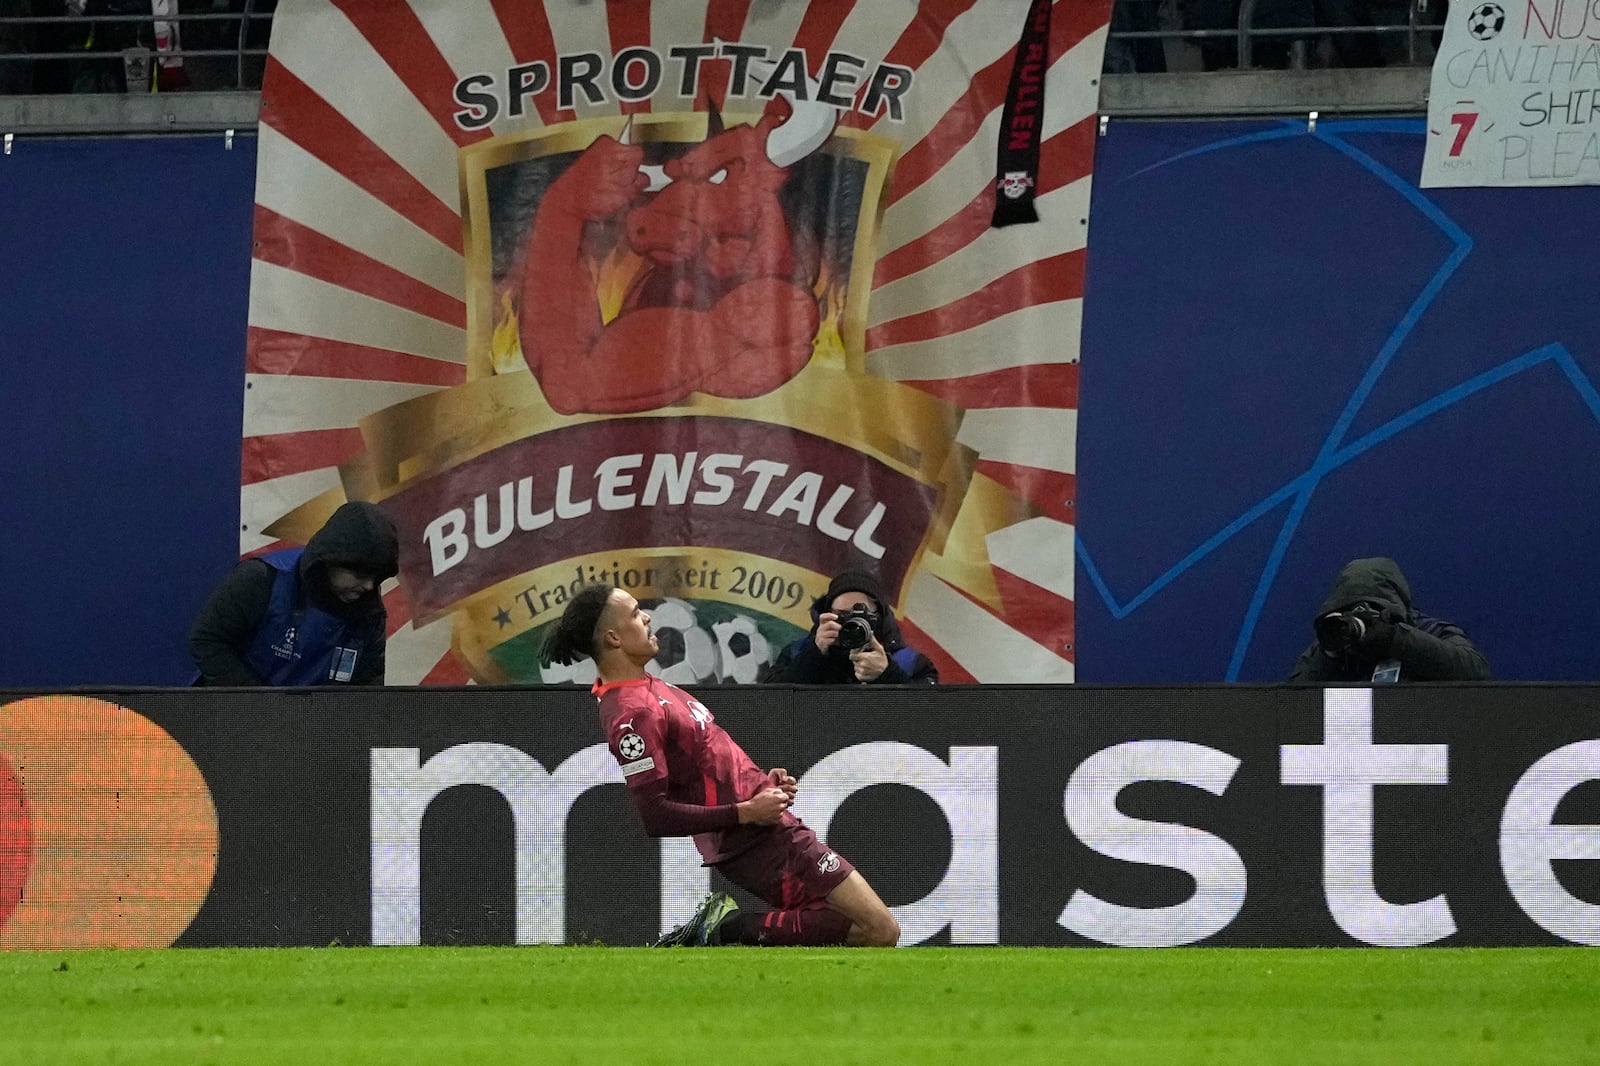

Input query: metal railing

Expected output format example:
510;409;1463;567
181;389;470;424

0;2;1450;91
0;2;1442;133
0;4;272;92
1105;0;1444;70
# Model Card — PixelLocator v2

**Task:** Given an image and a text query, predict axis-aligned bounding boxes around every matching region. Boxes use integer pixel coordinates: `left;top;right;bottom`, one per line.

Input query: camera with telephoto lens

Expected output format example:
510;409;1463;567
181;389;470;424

834;606;877;653
1315;602;1384;655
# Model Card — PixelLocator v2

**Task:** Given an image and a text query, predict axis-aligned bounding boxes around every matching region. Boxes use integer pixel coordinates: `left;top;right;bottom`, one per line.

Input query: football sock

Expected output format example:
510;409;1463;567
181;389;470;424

714;911;760;945
729;908;852;946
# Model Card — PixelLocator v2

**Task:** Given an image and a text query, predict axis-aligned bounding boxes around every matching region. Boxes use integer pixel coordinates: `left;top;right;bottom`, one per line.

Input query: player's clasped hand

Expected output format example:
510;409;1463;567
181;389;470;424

739;787;792;825
768;767;799;799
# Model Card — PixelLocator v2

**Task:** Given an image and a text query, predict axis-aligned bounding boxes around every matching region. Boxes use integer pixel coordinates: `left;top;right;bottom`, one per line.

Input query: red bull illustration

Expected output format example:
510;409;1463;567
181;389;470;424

518;97;830;413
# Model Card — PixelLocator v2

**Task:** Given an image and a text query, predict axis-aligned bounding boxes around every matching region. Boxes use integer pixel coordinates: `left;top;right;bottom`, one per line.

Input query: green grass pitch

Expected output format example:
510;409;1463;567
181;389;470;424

4;946;1596;1064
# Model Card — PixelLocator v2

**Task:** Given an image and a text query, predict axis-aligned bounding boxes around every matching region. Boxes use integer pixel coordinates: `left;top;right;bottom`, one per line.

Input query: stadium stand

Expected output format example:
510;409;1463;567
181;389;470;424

0;0;1446;98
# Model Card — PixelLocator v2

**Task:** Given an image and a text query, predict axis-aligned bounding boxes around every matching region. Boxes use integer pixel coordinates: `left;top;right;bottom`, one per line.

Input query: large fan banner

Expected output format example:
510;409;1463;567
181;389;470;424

1421;0;1600;186
243;0;1107;685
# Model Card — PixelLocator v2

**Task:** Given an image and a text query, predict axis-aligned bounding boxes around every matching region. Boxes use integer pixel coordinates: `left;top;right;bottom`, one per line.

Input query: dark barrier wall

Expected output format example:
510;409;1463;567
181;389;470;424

1;685;1595;948
4;123;1600;685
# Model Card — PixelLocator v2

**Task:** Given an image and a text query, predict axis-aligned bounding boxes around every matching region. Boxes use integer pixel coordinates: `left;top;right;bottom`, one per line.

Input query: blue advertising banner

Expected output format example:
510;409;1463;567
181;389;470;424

1077;119;1600;682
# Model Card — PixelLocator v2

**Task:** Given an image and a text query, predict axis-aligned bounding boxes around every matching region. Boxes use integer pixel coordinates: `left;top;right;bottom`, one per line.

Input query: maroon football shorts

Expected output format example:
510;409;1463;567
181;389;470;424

716;821;855;911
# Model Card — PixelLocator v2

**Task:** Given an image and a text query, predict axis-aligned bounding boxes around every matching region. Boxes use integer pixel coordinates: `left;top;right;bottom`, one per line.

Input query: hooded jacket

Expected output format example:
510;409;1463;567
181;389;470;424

1287;557;1489;682
189;501;400;685
763;570;938;685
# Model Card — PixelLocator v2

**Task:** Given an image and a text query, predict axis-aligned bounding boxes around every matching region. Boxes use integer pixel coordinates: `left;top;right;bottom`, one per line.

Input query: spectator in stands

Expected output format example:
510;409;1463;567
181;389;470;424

1183;0;1244;70
182;0;269;91
23;0;73;93
61;0;186;93
1316;0;1385;67
763;570;938;685
1183;0;1383;70
0;0;33;94
178;0;234;90
1104;0;1168;73
189;501;399;686
1185;0;1311;70
1287;556;1489;683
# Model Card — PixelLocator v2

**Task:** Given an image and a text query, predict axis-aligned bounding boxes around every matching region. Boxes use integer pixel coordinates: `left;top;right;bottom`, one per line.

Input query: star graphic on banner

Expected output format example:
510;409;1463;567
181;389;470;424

493;607;512;629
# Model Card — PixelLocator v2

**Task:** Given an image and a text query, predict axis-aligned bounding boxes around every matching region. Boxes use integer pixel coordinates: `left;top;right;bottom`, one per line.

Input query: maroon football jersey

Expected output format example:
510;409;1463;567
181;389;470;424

595;675;794;864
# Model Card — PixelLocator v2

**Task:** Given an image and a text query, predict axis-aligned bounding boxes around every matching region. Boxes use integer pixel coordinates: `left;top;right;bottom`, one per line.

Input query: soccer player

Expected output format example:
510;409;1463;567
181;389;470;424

541;583;900;948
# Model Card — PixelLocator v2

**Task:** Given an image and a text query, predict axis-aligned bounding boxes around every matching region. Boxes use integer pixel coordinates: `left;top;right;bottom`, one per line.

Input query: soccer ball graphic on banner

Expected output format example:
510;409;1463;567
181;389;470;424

1467;2;1505;39
646;598;720;685
536;598;780;685
712;615;773;684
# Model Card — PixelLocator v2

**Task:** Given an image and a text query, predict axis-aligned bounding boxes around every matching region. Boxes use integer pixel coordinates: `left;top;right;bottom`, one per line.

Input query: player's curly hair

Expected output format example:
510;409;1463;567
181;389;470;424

539;583;616;667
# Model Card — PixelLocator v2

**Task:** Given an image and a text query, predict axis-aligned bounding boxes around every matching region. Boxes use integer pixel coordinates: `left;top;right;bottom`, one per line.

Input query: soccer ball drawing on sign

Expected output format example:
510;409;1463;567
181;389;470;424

1467;2;1505;39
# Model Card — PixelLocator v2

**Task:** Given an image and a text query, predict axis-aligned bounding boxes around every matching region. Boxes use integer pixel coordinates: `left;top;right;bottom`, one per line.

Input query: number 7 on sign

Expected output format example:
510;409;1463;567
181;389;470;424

1448;111;1478;156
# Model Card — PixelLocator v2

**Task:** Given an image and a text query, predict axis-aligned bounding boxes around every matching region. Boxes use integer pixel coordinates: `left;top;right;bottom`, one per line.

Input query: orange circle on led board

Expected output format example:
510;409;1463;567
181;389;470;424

0;751;31;929
0;695;219;949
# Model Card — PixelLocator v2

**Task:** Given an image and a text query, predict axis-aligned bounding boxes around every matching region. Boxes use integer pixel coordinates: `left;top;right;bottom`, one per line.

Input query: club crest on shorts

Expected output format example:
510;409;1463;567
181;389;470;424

817;851;841;874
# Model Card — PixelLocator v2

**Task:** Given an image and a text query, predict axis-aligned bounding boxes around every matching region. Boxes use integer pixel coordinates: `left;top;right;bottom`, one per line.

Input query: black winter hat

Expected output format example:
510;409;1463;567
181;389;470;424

824;570;886;610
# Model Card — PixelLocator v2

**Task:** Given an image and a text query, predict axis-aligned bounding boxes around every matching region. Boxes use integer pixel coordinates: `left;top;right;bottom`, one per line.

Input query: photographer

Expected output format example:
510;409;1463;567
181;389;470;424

1287;557;1489;683
188;501;399;686
763;571;938;685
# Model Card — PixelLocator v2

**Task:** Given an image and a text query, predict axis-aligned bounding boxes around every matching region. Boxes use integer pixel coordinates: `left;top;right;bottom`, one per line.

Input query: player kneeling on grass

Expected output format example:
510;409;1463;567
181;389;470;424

542;583;901;948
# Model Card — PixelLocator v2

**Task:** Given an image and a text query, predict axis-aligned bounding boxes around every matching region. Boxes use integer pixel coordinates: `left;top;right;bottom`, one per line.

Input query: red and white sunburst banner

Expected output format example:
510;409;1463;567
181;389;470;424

243;0;1108;686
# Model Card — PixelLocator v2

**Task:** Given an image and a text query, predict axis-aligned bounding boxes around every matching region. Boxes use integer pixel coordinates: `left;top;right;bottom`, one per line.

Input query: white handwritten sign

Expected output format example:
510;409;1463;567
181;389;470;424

1422;0;1600;187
